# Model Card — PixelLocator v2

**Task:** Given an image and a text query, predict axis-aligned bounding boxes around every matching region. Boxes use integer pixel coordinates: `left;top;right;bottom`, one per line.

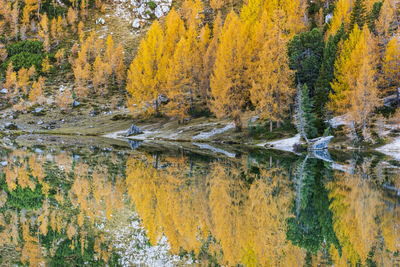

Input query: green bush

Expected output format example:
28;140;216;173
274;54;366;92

6;40;43;56
4;52;43;72
147;1;157;10
40;0;68;19
3;41;44;73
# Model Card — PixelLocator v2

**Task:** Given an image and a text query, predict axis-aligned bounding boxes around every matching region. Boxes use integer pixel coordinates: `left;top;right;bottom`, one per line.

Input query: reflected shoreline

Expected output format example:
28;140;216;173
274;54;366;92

0;134;399;266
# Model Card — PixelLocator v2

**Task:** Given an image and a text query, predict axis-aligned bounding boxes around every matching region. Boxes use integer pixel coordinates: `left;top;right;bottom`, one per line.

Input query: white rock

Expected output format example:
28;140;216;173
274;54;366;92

0;88;8;94
132;18;141;28
154;6;163;18
161;4;170;13
325;13;333;23
138;4;146;16
34;148;44;154
96;18;105;25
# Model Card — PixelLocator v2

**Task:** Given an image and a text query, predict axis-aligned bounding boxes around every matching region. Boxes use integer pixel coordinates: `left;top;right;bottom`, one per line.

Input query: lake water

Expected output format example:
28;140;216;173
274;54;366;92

1;135;400;266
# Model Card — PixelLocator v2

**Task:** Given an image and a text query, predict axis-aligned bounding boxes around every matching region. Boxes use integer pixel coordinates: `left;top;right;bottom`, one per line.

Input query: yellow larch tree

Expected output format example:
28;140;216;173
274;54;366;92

105;35;114;65
240;0;264;31
94;37;103;58
4;63;17;99
93;55;106;95
376;0;396;44
201;12;223;98
80;0;88;19
195;24;211;99
50;17;57;39
55;48;65;67
78;21;85;43
81;63;91;95
325;0;352;38
112;45;126;88
56;15;63;38
330;26;380;139
382;35;400;98
327;170;382;266
165;36;193;122
17;67;30;96
250;9;295;131
21;0;38;39
28;65;36;79
42;55;51;73
102;58;112;91
210;0;226;10
0;48;6;62
157;8;185;91
29;76;45;104
180;0;203;28
11;0;19;38
39;13;50;52
210;11;250;130
126;21;164;115
67;7;77;32
86;30;96;59
348;33;379;139
73;63;84;98
279;0;308;35
330;24;363;115
55;87;73;112
179;22;208;111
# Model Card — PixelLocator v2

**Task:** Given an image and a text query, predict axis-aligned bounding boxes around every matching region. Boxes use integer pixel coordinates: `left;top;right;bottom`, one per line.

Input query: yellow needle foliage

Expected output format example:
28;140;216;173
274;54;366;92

330;25;379;138
250;9;294;127
382;35;400;92
126;21;164;115
325;0;352;38
209;10;251;129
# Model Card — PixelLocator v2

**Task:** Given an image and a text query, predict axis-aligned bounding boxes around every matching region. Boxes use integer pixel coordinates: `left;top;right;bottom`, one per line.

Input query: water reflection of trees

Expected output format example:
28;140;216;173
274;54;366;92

0;148;127;266
2;145;400;266
126;154;305;266
126;151;400;266
327;161;400;266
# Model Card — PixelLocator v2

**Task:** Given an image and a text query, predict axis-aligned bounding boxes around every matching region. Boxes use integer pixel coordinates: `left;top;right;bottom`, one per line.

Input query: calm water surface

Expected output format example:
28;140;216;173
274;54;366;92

0;136;400;266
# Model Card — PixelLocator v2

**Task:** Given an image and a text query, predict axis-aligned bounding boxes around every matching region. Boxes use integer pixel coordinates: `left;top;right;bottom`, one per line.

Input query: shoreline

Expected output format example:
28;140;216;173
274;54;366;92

2;106;400;160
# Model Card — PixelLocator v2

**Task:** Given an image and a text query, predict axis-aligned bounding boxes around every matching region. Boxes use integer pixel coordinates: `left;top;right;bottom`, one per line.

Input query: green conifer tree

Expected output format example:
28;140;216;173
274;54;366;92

349;0;367;30
288;28;324;96
301;84;318;139
314;25;344;133
366;1;383;32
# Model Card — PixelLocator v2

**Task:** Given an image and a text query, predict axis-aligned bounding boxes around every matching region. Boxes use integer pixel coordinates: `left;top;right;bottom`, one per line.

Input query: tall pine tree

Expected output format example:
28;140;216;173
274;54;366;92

288;28;324;96
314;24;345;133
349;0;367;30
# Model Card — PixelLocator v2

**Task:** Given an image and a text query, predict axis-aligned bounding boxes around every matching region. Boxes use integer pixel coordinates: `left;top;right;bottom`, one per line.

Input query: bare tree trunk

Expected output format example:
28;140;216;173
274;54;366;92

155;97;159;115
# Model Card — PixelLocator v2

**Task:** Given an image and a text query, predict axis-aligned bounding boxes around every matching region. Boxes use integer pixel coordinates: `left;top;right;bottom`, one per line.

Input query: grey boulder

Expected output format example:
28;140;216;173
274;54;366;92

126;125;143;137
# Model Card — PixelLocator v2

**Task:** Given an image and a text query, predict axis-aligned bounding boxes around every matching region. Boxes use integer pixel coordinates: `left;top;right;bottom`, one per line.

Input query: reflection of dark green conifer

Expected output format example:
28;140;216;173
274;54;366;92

286;158;340;257
0;173;43;211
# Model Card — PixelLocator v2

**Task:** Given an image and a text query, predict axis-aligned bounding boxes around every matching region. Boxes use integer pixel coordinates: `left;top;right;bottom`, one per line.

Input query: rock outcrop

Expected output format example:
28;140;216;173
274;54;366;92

309;136;333;150
126;124;143;137
114;0;172;29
